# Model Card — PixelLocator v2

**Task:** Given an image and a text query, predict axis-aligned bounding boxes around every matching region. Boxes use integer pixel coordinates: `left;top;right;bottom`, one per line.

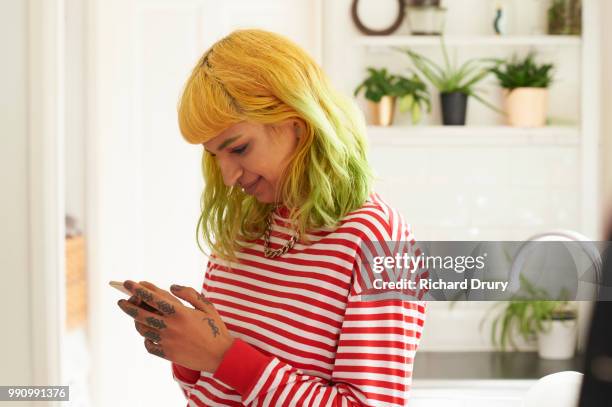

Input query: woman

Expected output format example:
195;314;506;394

117;29;426;406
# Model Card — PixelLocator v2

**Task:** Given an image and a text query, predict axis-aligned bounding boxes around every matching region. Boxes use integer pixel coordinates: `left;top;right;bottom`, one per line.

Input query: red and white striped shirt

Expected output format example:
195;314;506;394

172;192;427;406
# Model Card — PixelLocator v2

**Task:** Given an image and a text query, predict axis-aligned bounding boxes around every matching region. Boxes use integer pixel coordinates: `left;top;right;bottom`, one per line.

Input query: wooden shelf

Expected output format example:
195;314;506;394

366;125;580;146
357;35;582;48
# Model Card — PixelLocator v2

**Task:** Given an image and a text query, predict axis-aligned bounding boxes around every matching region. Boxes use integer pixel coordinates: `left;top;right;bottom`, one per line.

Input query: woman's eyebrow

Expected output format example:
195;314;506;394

215;134;242;152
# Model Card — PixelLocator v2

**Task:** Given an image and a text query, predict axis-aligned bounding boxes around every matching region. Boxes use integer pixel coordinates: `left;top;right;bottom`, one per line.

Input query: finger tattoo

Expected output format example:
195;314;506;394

156;300;176;315
135;288;153;302
146;316;167;330
204;317;220;337
144;330;161;342
124;306;139;318
197;293;213;306
146;341;165;358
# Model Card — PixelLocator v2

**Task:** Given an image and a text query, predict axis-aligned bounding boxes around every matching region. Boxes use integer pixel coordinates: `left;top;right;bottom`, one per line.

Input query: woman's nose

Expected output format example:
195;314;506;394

217;157;242;187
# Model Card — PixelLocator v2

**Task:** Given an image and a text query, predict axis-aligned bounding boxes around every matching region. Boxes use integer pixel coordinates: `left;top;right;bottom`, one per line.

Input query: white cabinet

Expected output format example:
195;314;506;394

410;380;532;407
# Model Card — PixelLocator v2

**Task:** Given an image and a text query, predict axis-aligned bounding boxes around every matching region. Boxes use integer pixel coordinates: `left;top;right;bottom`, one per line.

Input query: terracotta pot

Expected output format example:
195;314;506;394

504;87;548;127
369;96;396;126
537;319;577;360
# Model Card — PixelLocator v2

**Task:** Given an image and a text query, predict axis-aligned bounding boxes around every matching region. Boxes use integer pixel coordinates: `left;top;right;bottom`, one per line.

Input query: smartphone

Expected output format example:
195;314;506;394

109;280;132;296
109;280;162;315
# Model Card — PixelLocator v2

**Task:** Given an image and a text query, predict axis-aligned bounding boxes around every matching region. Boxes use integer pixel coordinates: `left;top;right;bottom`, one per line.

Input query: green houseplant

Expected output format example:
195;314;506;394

396;39;499;125
354;67;397;126
486;276;578;359
392;73;431;124
489;53;554;127
354;67;431;126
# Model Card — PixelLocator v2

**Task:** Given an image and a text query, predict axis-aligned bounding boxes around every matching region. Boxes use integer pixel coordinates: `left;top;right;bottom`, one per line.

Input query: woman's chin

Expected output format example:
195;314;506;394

252;190;274;203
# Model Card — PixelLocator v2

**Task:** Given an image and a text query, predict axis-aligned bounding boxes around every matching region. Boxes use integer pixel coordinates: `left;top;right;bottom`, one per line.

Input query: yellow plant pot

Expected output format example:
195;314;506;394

504;87;548;127
369;96;396;126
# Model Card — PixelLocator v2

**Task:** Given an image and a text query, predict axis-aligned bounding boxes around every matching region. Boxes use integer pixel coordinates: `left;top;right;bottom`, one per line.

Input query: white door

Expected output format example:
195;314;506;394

87;1;321;405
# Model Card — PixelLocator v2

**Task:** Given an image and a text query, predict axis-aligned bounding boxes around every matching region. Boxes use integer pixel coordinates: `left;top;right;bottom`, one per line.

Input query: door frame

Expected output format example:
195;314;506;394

27;0;66;392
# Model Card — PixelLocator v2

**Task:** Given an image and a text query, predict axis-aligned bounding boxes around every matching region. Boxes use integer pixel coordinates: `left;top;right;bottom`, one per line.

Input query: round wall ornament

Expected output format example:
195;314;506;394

350;0;406;36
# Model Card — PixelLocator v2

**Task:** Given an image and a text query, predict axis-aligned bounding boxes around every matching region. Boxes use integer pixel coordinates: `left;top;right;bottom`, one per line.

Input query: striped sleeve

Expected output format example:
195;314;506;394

211;204;427;406
171;362;199;401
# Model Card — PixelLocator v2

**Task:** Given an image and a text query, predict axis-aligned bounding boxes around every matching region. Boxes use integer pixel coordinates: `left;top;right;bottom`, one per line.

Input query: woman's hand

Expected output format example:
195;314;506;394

116;280;234;373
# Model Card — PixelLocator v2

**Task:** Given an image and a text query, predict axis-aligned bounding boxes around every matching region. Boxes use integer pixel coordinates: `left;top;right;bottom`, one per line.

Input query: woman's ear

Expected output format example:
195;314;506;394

294;122;301;139
293;119;305;140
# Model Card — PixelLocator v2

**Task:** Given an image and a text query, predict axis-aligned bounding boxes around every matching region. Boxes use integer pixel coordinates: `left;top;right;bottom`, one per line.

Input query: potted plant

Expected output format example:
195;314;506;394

489;53;554;127
486;276;578;360
354;68;431;126
354;67;397;126
393;73;432;125
397;40;499;125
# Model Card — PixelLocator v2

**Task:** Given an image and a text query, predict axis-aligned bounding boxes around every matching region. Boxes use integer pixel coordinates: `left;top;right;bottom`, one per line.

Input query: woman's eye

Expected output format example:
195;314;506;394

230;144;248;155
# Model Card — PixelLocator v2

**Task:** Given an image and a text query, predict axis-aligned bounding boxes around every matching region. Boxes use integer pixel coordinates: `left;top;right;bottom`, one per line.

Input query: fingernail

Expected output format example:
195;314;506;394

124;280;134;290
117;299;123;306
170;284;183;291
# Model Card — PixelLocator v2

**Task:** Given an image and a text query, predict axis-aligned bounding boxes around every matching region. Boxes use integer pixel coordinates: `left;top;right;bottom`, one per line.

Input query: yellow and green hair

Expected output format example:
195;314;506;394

178;29;373;261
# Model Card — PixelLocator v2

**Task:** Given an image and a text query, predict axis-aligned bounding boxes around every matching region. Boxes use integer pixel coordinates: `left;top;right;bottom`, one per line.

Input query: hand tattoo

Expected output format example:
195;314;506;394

144;331;161;342
197;293;213;306
204;317;220;337
124;306;138;318
146;316;167;330
156;300;176;315
146;341;165;358
135;288;153;302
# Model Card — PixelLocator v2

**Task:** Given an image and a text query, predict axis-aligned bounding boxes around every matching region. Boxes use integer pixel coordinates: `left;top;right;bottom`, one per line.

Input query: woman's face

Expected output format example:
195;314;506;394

203;120;301;203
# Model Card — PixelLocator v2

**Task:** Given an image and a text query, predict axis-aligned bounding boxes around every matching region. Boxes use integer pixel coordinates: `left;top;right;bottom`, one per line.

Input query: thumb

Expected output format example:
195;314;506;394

170;284;213;312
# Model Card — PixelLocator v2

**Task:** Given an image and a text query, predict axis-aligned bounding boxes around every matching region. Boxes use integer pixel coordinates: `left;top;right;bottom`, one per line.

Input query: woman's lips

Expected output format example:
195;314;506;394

243;177;261;195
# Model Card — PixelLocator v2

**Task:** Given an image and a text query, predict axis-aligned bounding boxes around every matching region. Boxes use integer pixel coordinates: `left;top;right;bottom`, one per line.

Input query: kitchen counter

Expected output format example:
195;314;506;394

409;352;585;406
413;351;585;380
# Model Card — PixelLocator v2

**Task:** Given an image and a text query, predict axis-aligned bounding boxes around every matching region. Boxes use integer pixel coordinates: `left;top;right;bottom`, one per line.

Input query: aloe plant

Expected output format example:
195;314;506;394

396;39;501;114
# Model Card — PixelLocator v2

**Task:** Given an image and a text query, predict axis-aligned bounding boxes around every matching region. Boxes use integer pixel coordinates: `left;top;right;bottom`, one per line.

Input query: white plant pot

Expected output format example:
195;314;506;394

537;319;577;360
504;87;548;127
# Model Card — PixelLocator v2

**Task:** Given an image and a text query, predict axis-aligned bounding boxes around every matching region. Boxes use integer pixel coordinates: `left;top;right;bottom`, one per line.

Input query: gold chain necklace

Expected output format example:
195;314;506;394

263;210;299;258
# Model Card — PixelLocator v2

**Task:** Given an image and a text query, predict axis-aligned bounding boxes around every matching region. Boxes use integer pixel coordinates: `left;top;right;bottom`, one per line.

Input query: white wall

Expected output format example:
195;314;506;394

0;0;34;386
86;1;322;406
602;0;612;224
65;0;86;230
